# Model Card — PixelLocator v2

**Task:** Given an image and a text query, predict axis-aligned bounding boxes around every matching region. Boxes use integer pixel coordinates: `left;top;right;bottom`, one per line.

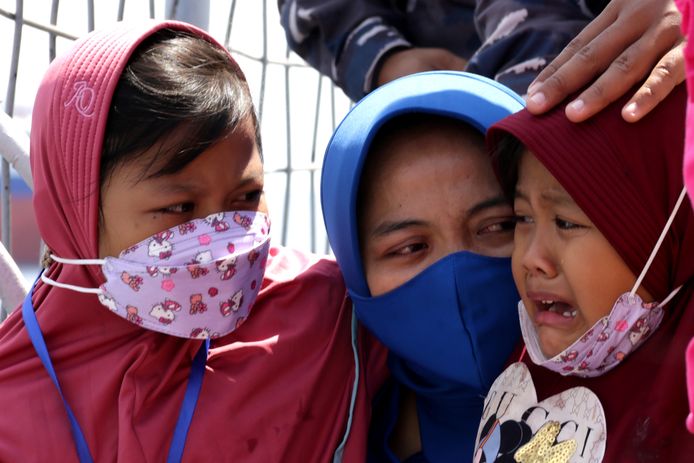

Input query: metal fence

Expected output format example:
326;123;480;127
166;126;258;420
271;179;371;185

0;0;351;319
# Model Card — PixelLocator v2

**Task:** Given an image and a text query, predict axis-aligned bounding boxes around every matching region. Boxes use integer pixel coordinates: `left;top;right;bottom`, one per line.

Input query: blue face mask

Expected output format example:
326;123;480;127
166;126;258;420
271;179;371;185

351;251;520;461
350;251;519;390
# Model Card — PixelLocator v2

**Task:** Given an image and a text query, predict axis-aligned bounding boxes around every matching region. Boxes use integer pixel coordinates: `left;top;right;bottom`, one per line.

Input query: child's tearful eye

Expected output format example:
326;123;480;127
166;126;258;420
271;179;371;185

555;217;585;231
514;214;534;225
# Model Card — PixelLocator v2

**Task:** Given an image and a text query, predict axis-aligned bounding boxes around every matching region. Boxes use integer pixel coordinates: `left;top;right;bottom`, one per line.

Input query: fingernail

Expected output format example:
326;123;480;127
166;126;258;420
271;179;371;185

624;102;638;117
527;81;540;94
529;92;546;108
568;99;585;114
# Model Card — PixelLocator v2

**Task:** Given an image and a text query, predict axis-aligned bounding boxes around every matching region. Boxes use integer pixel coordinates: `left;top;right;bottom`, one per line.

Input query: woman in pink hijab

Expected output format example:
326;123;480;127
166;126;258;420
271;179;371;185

0;20;386;462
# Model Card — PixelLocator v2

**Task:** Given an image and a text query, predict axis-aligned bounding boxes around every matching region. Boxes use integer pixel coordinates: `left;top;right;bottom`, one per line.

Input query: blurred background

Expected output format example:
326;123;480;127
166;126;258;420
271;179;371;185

0;0;352;318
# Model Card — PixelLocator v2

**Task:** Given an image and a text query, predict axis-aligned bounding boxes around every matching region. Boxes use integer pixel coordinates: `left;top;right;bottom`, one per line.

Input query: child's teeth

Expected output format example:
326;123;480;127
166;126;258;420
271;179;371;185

561;310;578;318
542;300;554;304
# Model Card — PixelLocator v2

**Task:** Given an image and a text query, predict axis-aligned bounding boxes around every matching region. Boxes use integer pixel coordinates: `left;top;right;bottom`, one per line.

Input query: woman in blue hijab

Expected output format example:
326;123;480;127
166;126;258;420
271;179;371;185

321;71;524;462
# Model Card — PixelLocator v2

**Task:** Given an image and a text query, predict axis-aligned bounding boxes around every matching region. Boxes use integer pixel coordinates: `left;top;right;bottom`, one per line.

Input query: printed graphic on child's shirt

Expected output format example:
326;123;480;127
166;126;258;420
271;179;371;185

474;362;606;463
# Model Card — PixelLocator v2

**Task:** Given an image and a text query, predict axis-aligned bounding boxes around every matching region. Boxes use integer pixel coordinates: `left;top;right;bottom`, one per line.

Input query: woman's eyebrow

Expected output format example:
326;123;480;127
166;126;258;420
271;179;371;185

370;219;427;238
466;195;511;218
148;180;202;195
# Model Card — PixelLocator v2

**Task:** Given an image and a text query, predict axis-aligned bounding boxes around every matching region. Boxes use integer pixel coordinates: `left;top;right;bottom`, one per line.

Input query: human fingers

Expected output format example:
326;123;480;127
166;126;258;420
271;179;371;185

526;19;637;115
561;13;682;122
527;3;619;95
621;42;685;122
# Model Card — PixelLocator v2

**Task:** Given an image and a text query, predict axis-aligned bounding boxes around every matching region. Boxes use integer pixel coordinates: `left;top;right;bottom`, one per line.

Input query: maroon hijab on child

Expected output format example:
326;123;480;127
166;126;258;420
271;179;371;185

488;83;694;460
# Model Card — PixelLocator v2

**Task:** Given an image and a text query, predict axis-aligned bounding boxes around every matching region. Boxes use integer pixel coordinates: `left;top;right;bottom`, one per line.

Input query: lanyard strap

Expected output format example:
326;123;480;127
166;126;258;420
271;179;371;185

332;306;361;463
22;274;209;463
167;338;209;463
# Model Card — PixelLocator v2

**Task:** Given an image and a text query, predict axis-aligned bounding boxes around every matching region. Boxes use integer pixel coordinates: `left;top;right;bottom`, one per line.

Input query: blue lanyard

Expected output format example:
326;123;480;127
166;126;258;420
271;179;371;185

22;275;209;463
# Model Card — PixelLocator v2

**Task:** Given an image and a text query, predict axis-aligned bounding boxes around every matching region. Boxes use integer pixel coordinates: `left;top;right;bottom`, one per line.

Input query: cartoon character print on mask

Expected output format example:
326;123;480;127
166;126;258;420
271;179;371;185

216;256;237;280
149;299;182;325
205;212;230;232
121;272;143;291
474;363;606;463
187;251;212;279
233;212;253;230
220;289;243;316
190;327;215;339
148;230;174;260
189;294;207;315
178;221;197;235
121;243;140;256
145;266;179;293
247;249;260;267
98;292;117;311
628;314;652;346
146;266;177;278
126;305;143;326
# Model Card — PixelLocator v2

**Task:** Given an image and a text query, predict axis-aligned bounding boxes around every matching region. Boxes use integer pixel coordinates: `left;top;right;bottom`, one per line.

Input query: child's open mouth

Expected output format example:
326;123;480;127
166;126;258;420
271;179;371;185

536;299;577;319
527;293;579;328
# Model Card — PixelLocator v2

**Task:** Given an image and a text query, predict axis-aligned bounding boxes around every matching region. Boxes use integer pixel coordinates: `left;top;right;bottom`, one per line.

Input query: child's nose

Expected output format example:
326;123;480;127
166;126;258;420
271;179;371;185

520;231;558;278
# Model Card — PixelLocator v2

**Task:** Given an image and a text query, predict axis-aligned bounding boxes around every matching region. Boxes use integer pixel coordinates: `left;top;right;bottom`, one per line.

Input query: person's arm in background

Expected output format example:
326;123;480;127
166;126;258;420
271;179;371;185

278;0;468;101
525;0;685;122
278;0;411;101
467;1;596;96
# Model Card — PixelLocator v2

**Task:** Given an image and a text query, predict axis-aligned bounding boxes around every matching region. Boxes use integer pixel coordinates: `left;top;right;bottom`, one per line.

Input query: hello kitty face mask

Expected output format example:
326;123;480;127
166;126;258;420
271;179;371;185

520;188;688;377
41;211;271;339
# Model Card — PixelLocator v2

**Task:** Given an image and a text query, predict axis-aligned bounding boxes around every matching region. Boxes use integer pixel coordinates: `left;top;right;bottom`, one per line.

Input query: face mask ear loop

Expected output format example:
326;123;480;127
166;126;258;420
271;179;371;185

49;254;107;266
518;345;527;363
40;254;107;295
630;187;688;298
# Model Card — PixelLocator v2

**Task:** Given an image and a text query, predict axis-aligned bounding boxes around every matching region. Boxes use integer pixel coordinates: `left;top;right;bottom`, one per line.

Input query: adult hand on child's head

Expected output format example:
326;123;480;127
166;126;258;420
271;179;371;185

525;0;685;123
376;48;467;87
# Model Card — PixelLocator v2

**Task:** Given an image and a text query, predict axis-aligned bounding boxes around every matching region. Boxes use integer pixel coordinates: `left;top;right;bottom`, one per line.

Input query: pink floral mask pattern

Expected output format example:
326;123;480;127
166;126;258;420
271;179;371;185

519;294;666;378
43;211;271;339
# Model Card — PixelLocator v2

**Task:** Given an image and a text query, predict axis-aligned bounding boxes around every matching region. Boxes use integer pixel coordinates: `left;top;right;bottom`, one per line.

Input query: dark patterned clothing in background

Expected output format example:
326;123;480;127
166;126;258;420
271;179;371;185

278;0;610;100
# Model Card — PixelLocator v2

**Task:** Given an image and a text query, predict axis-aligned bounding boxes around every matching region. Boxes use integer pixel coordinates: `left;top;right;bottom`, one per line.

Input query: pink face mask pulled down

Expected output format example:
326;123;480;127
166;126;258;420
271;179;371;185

519;188;688;378
42;211;271;339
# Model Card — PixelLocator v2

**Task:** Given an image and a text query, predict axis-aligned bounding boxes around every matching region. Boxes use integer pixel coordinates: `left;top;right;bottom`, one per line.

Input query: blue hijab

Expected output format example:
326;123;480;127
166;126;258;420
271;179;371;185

321;71;524;462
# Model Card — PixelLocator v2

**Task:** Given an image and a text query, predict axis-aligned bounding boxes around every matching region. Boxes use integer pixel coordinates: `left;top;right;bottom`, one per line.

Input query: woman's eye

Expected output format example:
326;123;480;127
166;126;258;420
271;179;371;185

479;219;516;235
243;190;263;202
555;217;584;230
390;242;428;256
161;203;194;214
238;189;263;203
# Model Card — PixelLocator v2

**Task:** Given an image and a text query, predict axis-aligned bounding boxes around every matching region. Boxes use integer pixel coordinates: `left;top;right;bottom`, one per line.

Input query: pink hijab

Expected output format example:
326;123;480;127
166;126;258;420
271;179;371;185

0;20;386;461
674;0;694;435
